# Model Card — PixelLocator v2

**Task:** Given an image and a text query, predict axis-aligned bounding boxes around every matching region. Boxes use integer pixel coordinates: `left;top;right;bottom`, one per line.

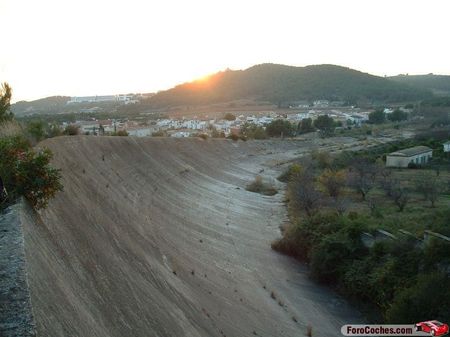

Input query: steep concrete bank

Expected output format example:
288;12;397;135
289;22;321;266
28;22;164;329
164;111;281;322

0;202;36;337
22;136;362;337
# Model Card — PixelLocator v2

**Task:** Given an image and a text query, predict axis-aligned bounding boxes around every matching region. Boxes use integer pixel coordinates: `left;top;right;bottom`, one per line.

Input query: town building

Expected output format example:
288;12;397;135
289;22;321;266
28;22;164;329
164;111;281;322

386;146;433;168
443;141;450;153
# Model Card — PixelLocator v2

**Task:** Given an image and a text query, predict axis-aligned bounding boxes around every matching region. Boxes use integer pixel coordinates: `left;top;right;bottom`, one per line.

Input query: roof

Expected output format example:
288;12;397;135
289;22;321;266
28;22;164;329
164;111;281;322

388;146;432;157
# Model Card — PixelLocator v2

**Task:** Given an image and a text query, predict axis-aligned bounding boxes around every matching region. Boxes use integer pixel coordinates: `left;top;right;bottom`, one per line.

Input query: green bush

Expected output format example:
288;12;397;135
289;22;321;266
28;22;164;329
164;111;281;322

385;273;450;323
310;231;354;283
266;119;295;137
0;136;63;209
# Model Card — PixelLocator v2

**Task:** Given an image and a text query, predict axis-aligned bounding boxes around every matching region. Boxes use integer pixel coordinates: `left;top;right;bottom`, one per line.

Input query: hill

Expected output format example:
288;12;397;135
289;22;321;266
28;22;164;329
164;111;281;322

21;136;362;337
145;64;432;108
389;74;450;96
11;96;70;116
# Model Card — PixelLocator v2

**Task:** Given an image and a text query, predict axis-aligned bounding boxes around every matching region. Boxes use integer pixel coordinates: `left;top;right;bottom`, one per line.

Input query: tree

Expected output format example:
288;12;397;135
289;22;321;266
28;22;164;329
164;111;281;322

26;120;46;143
318;169;346;199
0;83;14;122
313;115;335;135
240;122;267;139
223;112;236;121
368;110;386;124
415;175;441;207
266;119;294;137
390;183;409;212
388;109;408;122
0;136;63;209
297;118;315;134
289;172;322;216
347;159;378;200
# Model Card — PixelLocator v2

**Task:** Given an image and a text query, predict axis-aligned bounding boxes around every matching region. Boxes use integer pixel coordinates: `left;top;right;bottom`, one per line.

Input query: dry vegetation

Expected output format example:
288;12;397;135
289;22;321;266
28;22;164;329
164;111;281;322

246;175;277;196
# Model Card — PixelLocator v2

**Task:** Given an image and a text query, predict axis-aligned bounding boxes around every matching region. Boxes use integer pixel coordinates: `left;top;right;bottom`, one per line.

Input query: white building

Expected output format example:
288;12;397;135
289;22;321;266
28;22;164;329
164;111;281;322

75;121;100;134
443;141;450;153
386;146;433;168
171;131;191;138
127;127;153;137
67;95;117;104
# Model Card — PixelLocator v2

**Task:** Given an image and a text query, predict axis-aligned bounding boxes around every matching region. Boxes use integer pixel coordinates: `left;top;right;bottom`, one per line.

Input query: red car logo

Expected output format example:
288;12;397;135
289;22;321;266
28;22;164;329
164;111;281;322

415;321;449;336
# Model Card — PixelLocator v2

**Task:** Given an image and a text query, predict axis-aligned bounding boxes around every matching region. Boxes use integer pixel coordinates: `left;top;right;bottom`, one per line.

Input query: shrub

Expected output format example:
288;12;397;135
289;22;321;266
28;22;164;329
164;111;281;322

240;123;268;139
227;133;239;141
198;133;208;140
310;231;356;283
223;112;236;121
277;163;303;182
152;130;166;137
64;124;79;136
246;176;277;196
113;130;128;136
385;273;450;323
0;136;63;209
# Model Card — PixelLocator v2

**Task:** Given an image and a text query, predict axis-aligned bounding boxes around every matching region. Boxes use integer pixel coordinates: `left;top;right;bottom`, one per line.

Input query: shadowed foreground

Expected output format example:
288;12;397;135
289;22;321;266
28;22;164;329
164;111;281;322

22;136;362;337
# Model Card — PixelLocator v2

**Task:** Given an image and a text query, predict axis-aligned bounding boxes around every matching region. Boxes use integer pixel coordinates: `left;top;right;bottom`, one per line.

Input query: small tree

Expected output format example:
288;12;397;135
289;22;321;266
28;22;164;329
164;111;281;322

390;183;409;212
347;159;378;200
289;172;322;216
0;83;14;122
368;110;386;124
313;115;335;135
266;119;294;137
26;120;46;143
298;118;314;134
415;175;441;207
387;109;408;122
318;169;346;199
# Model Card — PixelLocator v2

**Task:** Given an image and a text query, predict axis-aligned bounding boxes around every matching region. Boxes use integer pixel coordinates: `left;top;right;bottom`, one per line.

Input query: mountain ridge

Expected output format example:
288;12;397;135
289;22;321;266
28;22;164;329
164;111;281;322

144;63;433;108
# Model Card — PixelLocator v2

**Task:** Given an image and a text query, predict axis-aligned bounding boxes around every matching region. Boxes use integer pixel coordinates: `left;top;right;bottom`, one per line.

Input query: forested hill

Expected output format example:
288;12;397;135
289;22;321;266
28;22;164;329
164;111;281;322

145;64;432;108
389;74;450;96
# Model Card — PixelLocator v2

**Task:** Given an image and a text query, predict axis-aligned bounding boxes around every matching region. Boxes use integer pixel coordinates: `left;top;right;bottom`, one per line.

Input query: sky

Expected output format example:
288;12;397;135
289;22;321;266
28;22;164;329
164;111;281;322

0;0;449;102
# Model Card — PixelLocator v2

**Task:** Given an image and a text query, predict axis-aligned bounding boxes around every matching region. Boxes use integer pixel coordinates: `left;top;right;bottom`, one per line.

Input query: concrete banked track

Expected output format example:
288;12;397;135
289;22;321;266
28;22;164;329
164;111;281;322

22;136;362;337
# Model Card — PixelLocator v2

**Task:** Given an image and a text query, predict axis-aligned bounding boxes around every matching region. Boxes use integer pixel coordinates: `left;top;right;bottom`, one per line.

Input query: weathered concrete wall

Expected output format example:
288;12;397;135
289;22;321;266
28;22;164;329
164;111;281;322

22;136;363;337
0;202;36;337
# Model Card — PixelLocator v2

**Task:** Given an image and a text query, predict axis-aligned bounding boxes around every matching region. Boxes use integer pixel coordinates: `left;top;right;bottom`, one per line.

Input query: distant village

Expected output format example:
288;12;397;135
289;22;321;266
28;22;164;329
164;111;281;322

59;95;415;138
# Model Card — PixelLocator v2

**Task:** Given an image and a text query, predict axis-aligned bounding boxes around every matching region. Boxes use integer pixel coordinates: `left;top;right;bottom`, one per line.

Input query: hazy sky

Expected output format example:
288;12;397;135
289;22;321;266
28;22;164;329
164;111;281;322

1;0;449;102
